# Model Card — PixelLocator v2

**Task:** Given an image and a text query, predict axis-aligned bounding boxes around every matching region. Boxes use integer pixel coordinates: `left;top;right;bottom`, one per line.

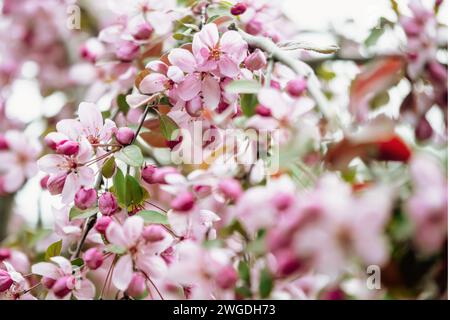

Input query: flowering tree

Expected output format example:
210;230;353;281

0;0;447;300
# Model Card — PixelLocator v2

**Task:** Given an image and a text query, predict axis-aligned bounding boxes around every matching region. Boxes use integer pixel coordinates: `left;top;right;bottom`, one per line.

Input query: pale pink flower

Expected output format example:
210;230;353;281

0;261;35;300
38;138;95;203
407;154;448;254
106;216;171;291
0;131;41;193
31;256;95;300
192;23;247;78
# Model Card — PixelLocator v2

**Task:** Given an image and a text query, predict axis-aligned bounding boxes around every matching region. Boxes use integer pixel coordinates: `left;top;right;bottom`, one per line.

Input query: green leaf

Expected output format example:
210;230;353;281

102;156;116;178
45;239;62;261
116;145;144;167
71;258;84;267
137;210;169;225
69;207;98;221
113;168;127;206
126;175;144;206
105;244;126;255
241;94;258;117
235;286;252;298
159;114;179;140
259;268;273;298
117;94;130;114
238;261;250;285
225;80;261;94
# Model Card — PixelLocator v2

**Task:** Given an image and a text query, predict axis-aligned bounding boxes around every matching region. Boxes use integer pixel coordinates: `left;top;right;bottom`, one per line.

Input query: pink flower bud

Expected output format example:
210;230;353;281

131;22;153;40
0;248;11;261
270;80;281;90
0;269;13;292
83;248;104;270
115;127;135;145
142;166;177;184
218;178;243;202
245;19;263;35
171;192;195;212
56;140;79;156
244;49;267;71
143;225;166;242
415;115;433;141
116;41;140;62
427;61;448;83
286;78;307;97
40;175;50;190
41;276;56;289
272;193;294;211
0;134;8;150
46;173;67;195
74;187;97;210
80;39;104;63
95;216;112;235
44;135;58;150
127;273;146;298
276;249;301;276
230;2;247;15
98;192;118;216
215;265;238;290
53;275;75;298
255;104;272;117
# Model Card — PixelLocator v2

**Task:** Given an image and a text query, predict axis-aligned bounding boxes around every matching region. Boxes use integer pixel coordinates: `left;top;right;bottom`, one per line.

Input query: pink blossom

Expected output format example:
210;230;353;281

0;131;41;193
192;23;247;78
31;256;95;300
106;216;171;291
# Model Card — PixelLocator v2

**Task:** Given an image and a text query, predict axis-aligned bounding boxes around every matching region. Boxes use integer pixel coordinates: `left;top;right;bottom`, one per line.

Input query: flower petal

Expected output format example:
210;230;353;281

168;49;197;74
139;73;167;94
112;254;133;291
202;75;221;109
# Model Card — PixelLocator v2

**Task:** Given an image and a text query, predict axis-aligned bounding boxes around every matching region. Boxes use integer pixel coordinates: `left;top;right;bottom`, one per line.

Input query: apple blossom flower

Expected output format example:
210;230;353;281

106;216;171;291
32;256;95;300
0;131;41;193
192;23;247;78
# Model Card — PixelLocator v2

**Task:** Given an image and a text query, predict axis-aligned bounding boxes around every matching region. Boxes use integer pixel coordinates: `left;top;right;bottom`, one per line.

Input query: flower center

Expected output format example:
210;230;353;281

210;47;222;61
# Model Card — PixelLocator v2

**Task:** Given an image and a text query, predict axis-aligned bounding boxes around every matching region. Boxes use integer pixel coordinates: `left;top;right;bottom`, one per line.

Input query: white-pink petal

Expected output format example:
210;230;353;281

139;73;167;94
202;75;221;109
112;254;134;291
168;49;197;74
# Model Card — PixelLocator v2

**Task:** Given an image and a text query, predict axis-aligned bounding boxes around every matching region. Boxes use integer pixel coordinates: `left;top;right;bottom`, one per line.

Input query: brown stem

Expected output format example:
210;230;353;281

0;195;14;242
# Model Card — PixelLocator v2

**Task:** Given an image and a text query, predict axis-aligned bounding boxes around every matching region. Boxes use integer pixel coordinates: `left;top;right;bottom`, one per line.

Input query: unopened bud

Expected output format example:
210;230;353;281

244;49;267;71
286;78;307;97
74;187;97;210
56;140;79;156
230;2;247;16
98;192;118;216
95;216;112;235
215;265;238;289
115;127;135;146
127;273;146;298
83;248;104;270
46;173;67;196
218;178;242;202
171;192;195;212
53;275;75;298
116;41;140;62
142;225;166;242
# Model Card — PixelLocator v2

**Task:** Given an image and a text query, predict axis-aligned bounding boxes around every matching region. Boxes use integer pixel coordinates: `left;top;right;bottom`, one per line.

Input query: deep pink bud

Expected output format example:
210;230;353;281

427;61;448;83
255;104;272;117
40;175;50;190
270;80;281;90
142;225;166;242
116;41;140;62
141;165;156;184
0;269;13;292
41;277;56;289
98;192;118;216
215;265;238;289
246;19;263;35
95;216;112;235
244;49;267;71
74;187;97;210
272;193;294;211
79;39;104;63
415;115;433;141
44;135;58;150
127;273;146;298
56;140;79;156
46;173;67;195
0;134;8;150
276;250;301;276
53;275;75;298
131;22;153;40
115;127;135;146
83;248;104;270
142;166;177;184
171;192;195;212
231;2;247;15
0;248;11;261
218;178;243;202
286;78;307;97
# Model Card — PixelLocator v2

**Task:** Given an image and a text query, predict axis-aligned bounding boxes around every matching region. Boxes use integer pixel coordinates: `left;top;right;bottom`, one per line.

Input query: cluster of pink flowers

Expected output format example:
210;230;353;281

0;0;447;300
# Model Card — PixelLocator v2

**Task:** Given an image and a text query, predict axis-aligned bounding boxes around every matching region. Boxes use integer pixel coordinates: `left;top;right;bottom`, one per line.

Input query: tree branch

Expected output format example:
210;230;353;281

231;24;339;125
